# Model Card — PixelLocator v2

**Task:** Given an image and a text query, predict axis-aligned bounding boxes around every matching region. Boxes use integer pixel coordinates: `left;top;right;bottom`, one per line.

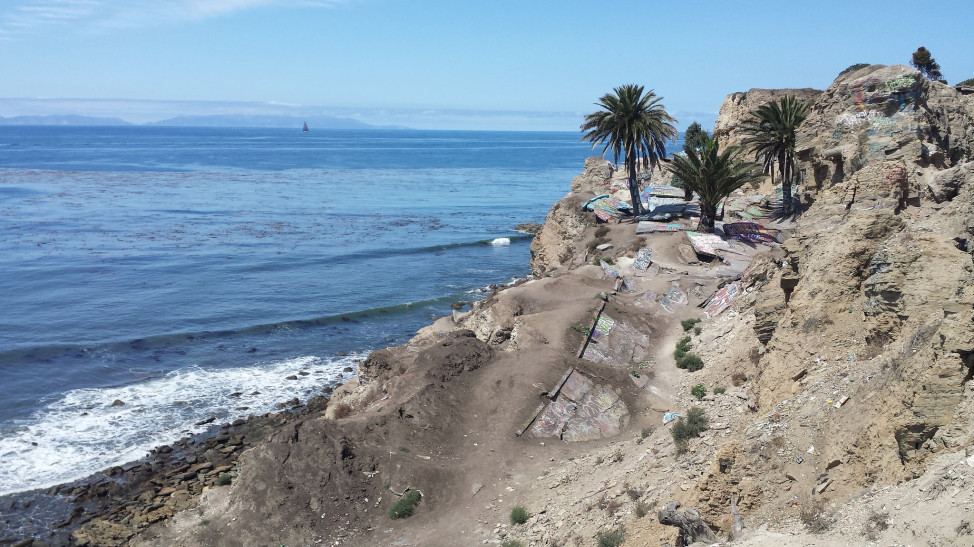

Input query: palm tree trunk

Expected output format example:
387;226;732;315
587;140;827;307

627;159;642;216
696;201;717;233
779;150;792;215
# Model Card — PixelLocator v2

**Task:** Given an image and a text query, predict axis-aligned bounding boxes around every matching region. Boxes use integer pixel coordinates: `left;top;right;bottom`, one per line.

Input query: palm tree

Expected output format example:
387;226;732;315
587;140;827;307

581;85;678;216
740;95;809;215
666;136;763;233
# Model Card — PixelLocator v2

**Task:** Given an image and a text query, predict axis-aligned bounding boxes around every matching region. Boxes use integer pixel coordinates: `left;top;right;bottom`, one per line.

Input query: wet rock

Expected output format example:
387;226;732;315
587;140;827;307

110;399;125;407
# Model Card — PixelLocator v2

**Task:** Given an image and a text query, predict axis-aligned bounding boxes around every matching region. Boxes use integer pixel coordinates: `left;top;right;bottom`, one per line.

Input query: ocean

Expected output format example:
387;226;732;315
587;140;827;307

0;126;604;497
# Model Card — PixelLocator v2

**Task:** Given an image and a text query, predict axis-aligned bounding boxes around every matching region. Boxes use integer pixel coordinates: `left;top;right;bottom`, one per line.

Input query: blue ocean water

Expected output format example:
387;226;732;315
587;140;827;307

0;126;604;495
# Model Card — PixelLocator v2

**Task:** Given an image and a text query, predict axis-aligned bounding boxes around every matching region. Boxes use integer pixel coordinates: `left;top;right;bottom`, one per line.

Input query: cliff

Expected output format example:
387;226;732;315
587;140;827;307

62;66;974;547
712;87;824;149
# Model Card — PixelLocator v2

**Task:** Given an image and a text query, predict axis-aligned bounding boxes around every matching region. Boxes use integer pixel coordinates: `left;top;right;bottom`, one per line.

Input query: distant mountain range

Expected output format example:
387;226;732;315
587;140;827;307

0;113;405;130
0;114;132;126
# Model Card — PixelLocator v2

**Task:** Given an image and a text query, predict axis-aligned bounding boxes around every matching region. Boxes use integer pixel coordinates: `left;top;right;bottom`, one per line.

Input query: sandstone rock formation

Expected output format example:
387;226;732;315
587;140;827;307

712;87;823;149
748;64;974;484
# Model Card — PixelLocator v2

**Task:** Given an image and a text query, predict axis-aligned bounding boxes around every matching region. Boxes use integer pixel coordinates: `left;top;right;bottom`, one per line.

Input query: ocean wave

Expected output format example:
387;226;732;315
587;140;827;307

0;354;358;496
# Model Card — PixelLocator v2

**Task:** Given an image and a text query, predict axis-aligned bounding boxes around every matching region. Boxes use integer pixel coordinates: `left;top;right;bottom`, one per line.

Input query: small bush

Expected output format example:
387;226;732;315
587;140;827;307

956;77;974;87
680;318;701;332
693;326;702;335
596;527;626;547
677;353;704;371
389;490;422;520
634;500;650;518
799;496;830;533
594;226;610;238
731;371;748;386
671;407;709;453
625;485;640;501
501;541;524;547
216;472;231;486
713;386;726;395
674;336;692;361
691;384;706;400
510;505;529;525
839;63;871;76
641;427;652;439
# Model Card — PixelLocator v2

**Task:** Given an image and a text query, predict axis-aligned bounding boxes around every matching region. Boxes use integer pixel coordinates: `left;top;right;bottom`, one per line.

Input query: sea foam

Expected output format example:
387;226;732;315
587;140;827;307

0;355;356;496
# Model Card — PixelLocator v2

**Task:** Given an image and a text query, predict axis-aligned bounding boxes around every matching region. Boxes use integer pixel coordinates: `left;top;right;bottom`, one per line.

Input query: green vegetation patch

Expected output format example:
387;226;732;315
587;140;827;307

389;490;422;520
691;384;706;400
839;63;871;76
671;407;709;453
510;505;529;525
596;527;626;547
680;318;701;332
677;353;704;371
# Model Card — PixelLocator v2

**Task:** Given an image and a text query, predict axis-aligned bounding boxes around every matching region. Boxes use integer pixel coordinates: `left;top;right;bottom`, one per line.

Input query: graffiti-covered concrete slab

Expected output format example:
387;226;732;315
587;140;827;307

529;370;630;441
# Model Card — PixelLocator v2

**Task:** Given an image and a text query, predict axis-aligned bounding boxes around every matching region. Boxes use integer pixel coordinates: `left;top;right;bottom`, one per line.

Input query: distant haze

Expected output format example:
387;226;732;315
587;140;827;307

0;98;717;132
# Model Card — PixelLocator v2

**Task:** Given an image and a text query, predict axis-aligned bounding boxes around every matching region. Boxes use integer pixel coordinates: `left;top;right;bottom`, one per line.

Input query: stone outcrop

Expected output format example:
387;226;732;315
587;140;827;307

746;64;974;483
712;87;823;149
570;156;614;194
529;191;593;276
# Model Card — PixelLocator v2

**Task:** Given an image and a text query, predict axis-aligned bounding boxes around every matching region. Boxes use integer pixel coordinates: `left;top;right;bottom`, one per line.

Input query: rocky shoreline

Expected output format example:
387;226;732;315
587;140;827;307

1;390;338;546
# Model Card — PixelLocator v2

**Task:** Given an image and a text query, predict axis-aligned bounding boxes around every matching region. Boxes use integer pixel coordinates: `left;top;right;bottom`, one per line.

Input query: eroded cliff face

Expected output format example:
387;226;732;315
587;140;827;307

745;65;974;485
529;190;594;276
712;87;823;149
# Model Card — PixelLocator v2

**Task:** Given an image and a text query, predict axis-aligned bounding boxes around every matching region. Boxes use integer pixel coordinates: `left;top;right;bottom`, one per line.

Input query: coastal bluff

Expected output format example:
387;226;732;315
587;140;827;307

48;64;974;547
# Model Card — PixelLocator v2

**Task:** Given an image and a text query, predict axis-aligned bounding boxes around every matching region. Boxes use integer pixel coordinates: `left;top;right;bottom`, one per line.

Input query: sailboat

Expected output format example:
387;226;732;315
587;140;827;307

302;121;309;133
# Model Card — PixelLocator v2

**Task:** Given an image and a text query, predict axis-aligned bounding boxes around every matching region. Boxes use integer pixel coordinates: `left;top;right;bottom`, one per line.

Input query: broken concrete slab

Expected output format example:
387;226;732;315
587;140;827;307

703;282;739;318
686;231;733;258
529;370;630;442
633;247;653;270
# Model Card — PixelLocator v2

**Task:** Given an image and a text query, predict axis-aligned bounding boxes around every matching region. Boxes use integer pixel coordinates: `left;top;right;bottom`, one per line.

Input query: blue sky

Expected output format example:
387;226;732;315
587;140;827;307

1;0;972;130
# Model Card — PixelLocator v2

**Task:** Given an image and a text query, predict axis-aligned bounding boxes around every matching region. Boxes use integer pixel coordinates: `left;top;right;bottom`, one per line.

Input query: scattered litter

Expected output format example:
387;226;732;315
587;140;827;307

834;396;849;408
807;445;815;454
596;243;613;251
796;457;804;464
663;412;680;424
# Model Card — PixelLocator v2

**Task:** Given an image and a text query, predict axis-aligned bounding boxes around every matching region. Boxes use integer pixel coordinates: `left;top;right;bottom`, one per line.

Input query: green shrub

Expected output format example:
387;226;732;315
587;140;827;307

216;472;231;486
389;490;422;520
510;505;529;525
713;386;726;395
839;63;871;76
958;78;974;87
634;500;650;518
674;336;692;361
693;326;702;336
680;318;701;332
691;384;706;400
671;407;709;452
596;527;626;547
641;427;652;439
594;226;610;238
677;353;704;371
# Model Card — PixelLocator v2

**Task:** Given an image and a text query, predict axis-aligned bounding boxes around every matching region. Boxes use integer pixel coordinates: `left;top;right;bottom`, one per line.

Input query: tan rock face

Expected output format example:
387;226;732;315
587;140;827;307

746;64;974;484
529;192;593;276
711;87;823;150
